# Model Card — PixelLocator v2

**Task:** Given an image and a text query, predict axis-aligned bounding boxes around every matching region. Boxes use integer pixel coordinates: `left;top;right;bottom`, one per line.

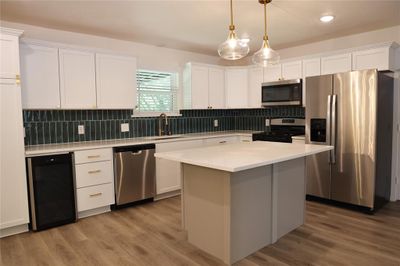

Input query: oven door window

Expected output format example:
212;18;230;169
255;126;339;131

262;84;301;103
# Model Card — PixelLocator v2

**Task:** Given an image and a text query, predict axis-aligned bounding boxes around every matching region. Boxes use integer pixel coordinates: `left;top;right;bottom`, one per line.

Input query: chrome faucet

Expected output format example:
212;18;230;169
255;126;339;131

158;113;170;136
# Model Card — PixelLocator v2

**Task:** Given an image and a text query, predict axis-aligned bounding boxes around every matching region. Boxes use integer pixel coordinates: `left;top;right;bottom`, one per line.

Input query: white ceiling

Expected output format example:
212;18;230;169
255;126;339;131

1;0;400;56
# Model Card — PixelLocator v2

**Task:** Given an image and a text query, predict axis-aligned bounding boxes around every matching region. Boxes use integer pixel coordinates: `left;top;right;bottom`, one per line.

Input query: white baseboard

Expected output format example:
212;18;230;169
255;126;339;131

78;206;111;219
0;224;29;238
154;190;181;201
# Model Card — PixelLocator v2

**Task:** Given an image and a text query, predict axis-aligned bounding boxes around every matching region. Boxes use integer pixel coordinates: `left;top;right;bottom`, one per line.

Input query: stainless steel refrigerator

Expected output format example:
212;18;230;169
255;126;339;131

305;69;393;211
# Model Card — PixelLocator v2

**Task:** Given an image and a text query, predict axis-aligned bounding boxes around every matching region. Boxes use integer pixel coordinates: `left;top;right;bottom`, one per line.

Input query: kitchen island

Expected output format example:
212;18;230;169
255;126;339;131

155;141;333;265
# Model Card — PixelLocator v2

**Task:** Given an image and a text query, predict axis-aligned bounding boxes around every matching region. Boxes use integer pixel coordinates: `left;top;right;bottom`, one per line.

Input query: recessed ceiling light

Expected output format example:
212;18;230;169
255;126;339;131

320;15;335;23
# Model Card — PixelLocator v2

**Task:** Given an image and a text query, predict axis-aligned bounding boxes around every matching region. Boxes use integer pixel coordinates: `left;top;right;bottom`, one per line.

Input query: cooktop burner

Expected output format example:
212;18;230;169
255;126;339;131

252;118;305;143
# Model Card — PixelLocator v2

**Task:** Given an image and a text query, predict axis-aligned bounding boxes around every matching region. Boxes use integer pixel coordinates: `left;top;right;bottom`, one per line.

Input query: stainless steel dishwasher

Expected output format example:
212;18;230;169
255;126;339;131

114;144;156;206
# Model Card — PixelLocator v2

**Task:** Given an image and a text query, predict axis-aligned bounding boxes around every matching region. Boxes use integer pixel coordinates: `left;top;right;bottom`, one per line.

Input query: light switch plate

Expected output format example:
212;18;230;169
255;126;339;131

78;125;85;135
214;119;219;127
121;123;129;132
265;119;270;127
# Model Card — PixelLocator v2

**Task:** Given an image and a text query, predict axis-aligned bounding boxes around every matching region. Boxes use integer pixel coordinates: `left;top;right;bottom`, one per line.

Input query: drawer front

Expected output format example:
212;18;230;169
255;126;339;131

75;161;113;188
77;183;115;212
75;148;112;164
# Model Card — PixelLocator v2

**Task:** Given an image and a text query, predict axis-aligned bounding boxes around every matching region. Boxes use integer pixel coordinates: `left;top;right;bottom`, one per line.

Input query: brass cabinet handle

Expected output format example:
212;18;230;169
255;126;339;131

16;74;20;85
89;192;102;197
88;170;101;174
87;155;101;159
219;141;227;144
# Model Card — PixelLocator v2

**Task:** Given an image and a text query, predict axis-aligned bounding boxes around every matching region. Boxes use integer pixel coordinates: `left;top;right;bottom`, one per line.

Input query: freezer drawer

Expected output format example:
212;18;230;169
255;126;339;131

114;144;156;205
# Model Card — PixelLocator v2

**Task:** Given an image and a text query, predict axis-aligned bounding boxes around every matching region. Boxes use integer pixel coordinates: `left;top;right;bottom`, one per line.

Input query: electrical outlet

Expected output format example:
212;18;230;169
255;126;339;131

78;125;85;135
214;119;219;127
121;123;129;132
265;119;270;127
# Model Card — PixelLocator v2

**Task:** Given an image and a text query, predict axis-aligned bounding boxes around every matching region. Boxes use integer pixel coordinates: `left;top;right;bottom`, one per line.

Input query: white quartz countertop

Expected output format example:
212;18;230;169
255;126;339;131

155;141;333;172
25;131;257;156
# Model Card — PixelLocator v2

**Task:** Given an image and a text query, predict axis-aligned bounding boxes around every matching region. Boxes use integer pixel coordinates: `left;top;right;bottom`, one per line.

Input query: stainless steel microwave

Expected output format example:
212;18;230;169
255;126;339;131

262;79;302;106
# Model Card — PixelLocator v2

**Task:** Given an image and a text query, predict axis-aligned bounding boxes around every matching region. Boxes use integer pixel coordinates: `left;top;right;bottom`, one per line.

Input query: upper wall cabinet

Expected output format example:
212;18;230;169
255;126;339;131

302;58;321;78
59;49;97;109
281;61;302;80
263;64;282;82
321;53;352;75
208;67;225;109
225;68;248;108
96;53;137;109
0;30;20;79
352;46;395;71
183;63;225;109
20;44;61;109
247;67;263;108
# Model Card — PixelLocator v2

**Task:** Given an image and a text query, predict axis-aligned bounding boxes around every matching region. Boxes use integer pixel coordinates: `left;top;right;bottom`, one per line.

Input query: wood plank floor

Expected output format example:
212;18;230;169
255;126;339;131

1;197;400;266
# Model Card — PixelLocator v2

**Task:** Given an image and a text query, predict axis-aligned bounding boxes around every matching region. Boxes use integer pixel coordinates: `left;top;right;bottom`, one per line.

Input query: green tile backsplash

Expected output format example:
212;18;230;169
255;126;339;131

23;107;304;146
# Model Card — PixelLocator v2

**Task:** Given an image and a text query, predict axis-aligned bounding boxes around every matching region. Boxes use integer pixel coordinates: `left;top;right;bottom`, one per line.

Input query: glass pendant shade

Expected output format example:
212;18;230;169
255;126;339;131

252;38;280;67
218;31;250;60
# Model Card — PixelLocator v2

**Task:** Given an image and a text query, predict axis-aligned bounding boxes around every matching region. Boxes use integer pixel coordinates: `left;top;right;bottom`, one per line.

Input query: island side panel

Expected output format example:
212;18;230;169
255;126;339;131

272;157;306;241
230;165;273;264
183;164;231;264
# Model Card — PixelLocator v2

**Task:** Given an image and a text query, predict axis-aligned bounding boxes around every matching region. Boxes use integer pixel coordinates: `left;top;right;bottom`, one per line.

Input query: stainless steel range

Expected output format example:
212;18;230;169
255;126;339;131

252;118;305;143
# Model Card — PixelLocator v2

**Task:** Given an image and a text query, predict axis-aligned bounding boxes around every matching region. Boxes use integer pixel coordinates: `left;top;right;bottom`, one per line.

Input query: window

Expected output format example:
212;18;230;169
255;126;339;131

136;70;179;113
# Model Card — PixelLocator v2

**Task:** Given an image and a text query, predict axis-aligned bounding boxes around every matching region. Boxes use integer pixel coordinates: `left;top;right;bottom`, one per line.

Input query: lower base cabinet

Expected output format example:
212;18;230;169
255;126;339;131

74;148;115;217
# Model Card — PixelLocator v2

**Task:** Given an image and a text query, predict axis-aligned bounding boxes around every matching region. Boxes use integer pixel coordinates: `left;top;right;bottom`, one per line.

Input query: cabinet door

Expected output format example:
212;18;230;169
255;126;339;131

59;49;96;109
321;53;352;75
263;64;282;82
96;54;137;109
208;67;225;109
248;67;263;108
156;140;203;195
225;68;248;108
20;44;61;109
281;61;302;80
303;58;321;77
0;81;29;230
352;47;391;71
191;65;209;109
0;33;20;79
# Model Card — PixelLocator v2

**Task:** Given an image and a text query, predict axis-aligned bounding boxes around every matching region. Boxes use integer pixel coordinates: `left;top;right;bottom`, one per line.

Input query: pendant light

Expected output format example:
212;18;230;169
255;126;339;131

218;0;250;60
252;0;280;67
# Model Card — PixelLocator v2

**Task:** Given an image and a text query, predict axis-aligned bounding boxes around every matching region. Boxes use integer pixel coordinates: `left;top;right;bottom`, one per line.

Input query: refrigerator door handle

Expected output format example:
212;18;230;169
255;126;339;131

331;94;337;164
326;95;332;163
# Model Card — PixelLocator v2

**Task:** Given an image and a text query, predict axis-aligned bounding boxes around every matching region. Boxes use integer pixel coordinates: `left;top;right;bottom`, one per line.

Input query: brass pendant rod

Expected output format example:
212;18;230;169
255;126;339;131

264;1;268;40
229;0;235;30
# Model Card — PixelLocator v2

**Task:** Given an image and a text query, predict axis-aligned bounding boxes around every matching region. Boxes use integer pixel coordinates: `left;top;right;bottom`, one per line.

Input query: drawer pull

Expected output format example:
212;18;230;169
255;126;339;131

89;192;103;197
219;141;227;144
87;155;101;159
88;170;101;174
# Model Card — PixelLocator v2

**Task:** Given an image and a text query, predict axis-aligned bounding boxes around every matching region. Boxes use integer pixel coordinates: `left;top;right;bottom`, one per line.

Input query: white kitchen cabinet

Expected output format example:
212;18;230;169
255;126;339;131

303;58;321;78
321;53;352;75
352;46;395;71
0;28;21;79
263;64;282;82
59;49;96;109
248;67;263;108
20;44;61;109
281;61;302;80
96;53;137;109
225;68;248;108
0;28;29;238
184;63;225;109
208;67;225;109
156;140;203;196
74;148;114;217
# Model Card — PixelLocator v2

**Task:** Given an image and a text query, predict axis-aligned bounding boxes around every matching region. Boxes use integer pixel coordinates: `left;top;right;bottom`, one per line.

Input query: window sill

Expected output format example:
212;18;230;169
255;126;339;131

131;112;182;118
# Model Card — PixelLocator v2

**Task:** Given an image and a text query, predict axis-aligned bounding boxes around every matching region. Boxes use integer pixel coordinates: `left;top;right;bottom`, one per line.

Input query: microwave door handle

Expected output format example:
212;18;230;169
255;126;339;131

331;95;337;164
326;95;332;163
